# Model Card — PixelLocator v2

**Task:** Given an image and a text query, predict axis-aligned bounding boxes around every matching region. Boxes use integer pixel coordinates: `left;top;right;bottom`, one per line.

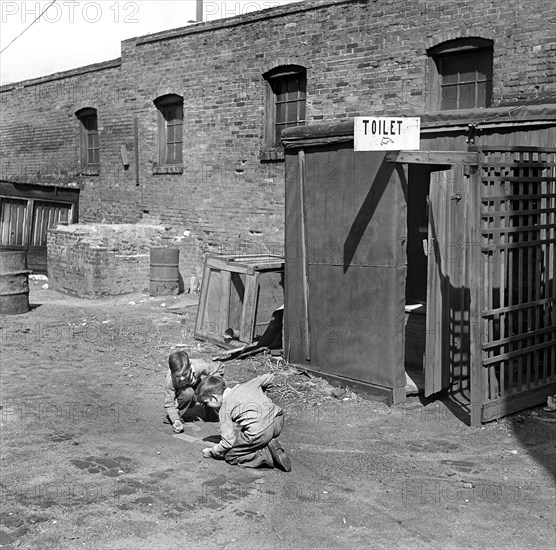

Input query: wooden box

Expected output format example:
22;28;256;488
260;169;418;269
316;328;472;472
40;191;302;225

194;254;284;348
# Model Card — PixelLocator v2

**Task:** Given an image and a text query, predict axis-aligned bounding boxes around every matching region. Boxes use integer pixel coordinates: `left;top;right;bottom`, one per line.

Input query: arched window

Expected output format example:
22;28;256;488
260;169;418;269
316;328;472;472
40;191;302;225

427;38;493;110
263;65;306;152
154;94;183;165
75;107;99;172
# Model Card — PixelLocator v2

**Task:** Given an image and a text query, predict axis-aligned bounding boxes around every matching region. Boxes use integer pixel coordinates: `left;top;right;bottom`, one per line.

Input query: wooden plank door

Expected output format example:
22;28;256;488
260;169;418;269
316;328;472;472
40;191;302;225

424;171;451;396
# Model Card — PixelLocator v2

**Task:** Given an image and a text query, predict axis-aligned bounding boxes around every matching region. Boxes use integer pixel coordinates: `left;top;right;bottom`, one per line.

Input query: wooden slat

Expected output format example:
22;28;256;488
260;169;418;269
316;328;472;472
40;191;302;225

478;146;556;153
194;263;212;338
481;207;554;217
481;381;556;422
239;273;259;343
482;325;556;350
483;296;556;316
469;163;484;426
482;223;553;234
298;149;311;361
386;150;479;166
206;257;253;275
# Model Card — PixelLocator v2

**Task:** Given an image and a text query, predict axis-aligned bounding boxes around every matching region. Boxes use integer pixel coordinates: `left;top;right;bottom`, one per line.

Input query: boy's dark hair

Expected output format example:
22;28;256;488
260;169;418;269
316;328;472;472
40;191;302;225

196;376;226;403
168;351;190;374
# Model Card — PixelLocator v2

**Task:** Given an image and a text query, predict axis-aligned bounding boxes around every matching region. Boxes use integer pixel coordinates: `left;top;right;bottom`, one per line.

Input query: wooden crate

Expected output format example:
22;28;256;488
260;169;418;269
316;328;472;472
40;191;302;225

194;254;284;347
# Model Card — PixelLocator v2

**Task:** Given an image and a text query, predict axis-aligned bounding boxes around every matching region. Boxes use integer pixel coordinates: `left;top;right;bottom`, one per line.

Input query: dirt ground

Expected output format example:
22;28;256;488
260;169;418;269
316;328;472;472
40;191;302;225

0;279;555;550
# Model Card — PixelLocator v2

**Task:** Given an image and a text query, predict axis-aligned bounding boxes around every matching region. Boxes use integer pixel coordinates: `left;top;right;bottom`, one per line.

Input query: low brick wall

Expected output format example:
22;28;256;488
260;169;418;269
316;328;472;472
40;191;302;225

47;223;174;298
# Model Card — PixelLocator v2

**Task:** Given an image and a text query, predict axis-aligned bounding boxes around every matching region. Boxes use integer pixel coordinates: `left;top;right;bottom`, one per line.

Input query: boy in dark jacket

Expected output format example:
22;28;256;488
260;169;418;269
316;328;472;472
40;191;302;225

164;351;223;432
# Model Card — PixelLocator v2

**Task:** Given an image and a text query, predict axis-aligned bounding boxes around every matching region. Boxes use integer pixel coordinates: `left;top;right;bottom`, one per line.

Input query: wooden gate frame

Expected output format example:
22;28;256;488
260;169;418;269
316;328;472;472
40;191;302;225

472;146;556;424
387;150;483;423
388;147;556;425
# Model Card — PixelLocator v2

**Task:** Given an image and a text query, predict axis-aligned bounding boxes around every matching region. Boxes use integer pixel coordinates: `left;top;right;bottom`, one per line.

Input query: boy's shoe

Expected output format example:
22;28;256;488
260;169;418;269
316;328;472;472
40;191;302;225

268;439;291;472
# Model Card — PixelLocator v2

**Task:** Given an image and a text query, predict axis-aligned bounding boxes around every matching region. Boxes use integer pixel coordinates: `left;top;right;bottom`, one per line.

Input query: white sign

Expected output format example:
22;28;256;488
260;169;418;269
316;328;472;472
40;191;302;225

354;117;421;151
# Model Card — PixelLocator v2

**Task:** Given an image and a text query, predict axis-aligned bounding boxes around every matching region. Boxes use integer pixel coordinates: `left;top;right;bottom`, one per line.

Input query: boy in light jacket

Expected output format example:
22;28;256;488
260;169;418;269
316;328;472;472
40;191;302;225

196;373;291;471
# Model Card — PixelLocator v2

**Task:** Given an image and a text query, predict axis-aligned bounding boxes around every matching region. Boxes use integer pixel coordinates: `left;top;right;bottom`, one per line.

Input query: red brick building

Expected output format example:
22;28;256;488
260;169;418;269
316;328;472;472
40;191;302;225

1;0;555;279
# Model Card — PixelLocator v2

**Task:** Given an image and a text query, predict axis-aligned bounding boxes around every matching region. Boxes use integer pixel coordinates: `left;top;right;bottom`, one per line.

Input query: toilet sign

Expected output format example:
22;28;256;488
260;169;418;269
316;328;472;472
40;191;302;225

354;116;420;151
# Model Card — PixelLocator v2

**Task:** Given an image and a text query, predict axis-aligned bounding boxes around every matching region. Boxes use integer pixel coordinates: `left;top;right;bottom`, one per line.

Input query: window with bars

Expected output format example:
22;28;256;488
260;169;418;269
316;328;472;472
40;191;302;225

263;66;306;155
154;94;184;166
76;108;99;173
428;39;493;111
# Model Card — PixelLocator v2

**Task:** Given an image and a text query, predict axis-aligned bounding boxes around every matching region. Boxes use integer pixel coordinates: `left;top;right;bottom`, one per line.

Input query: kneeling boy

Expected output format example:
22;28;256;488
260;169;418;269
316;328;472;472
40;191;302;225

196;374;291;471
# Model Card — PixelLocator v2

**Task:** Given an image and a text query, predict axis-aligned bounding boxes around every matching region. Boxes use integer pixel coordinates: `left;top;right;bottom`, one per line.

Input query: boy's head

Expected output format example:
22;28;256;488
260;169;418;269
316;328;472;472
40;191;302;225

169;351;192;384
196;376;226;409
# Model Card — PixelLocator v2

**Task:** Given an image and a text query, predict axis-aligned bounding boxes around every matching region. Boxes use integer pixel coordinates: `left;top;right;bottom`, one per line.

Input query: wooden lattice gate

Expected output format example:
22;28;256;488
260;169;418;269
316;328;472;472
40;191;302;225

475;146;556;423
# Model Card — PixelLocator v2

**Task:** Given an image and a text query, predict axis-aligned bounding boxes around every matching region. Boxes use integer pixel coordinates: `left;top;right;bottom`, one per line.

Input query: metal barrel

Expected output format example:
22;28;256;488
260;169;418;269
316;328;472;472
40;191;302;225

150;247;180;296
0;250;31;315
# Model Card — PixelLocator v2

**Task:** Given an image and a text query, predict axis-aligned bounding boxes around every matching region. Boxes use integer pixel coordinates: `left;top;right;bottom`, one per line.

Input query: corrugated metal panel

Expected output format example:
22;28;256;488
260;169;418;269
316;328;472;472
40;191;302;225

0;198;27;247
30;201;71;248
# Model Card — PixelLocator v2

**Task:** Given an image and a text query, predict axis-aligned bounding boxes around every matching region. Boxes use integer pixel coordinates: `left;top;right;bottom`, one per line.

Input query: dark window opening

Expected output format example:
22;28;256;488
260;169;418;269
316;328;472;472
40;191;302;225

264;66;306;152
76;108;99;172
428;39;493;111
154;95;184;165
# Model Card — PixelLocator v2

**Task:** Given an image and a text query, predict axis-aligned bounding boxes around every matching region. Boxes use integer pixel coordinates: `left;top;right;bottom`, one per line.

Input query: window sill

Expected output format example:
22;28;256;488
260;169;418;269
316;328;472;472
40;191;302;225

260;149;284;162
152;164;184;175
78;169;99;176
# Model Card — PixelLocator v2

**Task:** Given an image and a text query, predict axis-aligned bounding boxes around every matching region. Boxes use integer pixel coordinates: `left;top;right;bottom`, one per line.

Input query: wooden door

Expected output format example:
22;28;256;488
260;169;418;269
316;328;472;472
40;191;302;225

424;171;451;396
0;197;28;248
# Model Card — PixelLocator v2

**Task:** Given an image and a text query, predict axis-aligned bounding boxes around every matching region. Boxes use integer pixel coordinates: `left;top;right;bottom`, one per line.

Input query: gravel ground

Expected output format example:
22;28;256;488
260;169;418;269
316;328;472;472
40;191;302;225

0;280;554;550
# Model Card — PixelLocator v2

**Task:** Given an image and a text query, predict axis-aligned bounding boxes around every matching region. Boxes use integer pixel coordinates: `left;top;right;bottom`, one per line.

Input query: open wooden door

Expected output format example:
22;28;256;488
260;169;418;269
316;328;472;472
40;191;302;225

424;170;452;396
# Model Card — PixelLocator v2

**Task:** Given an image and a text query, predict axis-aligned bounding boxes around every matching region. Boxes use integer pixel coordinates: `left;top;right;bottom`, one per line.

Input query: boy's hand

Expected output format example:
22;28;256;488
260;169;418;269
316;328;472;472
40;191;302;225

202;447;213;458
172;420;184;433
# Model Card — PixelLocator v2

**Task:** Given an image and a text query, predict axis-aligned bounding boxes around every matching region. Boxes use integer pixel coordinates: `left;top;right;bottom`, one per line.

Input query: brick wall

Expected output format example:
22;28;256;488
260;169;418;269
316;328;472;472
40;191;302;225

47;224;172;297
2;0;555;281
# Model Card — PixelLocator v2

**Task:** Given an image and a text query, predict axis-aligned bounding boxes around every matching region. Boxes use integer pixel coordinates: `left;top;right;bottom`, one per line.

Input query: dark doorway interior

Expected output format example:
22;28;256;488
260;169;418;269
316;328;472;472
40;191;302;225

404;166;431;391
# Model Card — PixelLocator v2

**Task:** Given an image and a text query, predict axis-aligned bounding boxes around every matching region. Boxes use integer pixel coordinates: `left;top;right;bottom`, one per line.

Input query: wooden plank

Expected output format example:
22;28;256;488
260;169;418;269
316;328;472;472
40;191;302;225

481;207;555;217
228;272;245;336
482;296;556;316
481;381;556;422
220;270;231;339
482;336;556;366
424;195;438;397
194;262;212;339
517;156;527;391
482;223;554;234
482;325;556;350
479;146;556;153
298;149;311;361
469;163;484;426
205;257;253;274
386;150;480;166
248;262;284;271
548;155;556;382
480;161;556;168
239;273;259;343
